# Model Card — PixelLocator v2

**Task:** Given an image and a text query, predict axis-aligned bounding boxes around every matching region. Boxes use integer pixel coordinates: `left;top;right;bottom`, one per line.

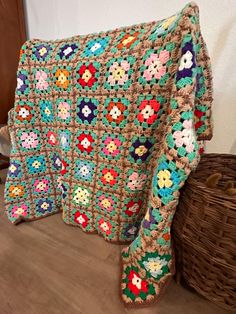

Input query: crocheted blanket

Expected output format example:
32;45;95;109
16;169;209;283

5;2;213;307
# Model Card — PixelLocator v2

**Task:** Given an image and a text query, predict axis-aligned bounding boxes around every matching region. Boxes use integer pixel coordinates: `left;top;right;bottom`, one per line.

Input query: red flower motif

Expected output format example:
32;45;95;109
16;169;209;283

194;109;204;130
78;63;97;88
77;133;94;153
101;168;118;186
127;270;148;296
125;199;142;217
47;131;57;146
98;217;112;235
61;160;69;176
137;99;160;124
74;211;89;228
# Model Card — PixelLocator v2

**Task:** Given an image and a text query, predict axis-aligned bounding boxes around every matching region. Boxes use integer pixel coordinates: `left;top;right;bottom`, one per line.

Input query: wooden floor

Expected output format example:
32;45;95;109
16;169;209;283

0;172;227;314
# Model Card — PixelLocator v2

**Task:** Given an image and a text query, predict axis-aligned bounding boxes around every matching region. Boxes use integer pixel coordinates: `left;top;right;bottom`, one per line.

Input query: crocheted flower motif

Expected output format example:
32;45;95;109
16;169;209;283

103;97;129;128
123;199;143;217
176;37;196;88
74;159;95;182
19;130;40;150
142;207;163;230
126;169;148;192
104;56;135;90
135;95;167;129
15;101;35;124
76;61;100;91
45;130;57;147
76;97;99;126
56;98;72;123
97;217;112;236
59;130;71;151
72;185;91;206
122;222;140;240
33;178;50;193
39;100;54;123
116;31;140;50
140;253;171;280
51;153;62;171
153;156;186;205
32;43;53;62
8;161;22;178
82;37;110;57
101;168;118;186
10;203;29;219
95;192;118;215
76;131;96;155
122;266;156;301
194;105;207;135
36;199;53;214
129;136;155;164
61;159;69;176
139;44;174;87
166;110;198;162
26;155;46;174
100;133;124;160
33;69;50;93
74;211;89;228
144;50;169;81
150;14;177;40
16;70;30;95
7;183;25;199
173;119;195;153
53;66;72;91
56;43;79;60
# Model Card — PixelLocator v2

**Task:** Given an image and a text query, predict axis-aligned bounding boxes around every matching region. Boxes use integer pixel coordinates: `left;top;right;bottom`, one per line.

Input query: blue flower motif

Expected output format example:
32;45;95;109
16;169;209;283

57;43;78;60
51;153;62;170
36;198;53;214
32;43;53;62
59;130;71;151
83;37;110;57
8;161;21;178
39;100;54;123
74;159;95;182
26;155;46;174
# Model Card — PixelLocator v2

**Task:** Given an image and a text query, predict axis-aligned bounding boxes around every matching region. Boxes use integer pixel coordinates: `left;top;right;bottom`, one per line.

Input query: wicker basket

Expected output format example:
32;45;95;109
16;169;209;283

172;153;236;311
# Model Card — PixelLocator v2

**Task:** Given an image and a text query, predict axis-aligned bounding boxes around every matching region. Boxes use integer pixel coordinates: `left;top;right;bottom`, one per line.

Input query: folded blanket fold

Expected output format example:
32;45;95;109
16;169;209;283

4;2;213;307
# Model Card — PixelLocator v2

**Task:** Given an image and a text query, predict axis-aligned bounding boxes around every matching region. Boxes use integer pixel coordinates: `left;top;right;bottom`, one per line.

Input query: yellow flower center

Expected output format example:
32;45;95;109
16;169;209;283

16;207;25;215
32;160;41;169
148;261;162;271
104;172;114;183
135;145;147;156
107;141;116;153
82;69;92;82
113;67;125;80
58;72;67;84
39;47;47;56
122;35;135;46
101;198;111;209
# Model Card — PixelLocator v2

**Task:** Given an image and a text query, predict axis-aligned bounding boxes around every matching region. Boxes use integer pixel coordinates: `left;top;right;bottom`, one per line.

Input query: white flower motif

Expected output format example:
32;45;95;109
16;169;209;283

79;165;89;176
143;257;168;278
131;274;142;289
100;222;109;232
110;106;121;120
63;47;73;56
141;105;154;119
179;51;193;71
81;138;91;149
82;105;92;117
17;78;23;90
91;42;101;52
18;107;30;118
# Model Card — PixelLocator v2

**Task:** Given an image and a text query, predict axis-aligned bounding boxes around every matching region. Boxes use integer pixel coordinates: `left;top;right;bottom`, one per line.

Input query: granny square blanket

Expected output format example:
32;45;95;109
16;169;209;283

5;2;213;307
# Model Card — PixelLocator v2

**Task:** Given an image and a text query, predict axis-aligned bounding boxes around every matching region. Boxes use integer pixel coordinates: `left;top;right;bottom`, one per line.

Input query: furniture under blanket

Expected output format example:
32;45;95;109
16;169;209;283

4;2;213;307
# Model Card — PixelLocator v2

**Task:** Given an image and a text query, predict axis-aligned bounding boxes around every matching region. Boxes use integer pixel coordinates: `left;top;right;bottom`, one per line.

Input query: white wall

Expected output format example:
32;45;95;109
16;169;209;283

24;0;236;153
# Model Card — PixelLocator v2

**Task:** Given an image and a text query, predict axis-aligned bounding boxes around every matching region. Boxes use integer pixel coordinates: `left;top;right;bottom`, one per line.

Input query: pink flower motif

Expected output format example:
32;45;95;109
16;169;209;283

58;101;70;120
108;60;130;86
36;70;49;90
103;136;121;157
98;195;114;212
173;119;195;153
127;172;147;191
143;50;170;81
21;131;38;149
34;179;49;193
11;204;28;218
